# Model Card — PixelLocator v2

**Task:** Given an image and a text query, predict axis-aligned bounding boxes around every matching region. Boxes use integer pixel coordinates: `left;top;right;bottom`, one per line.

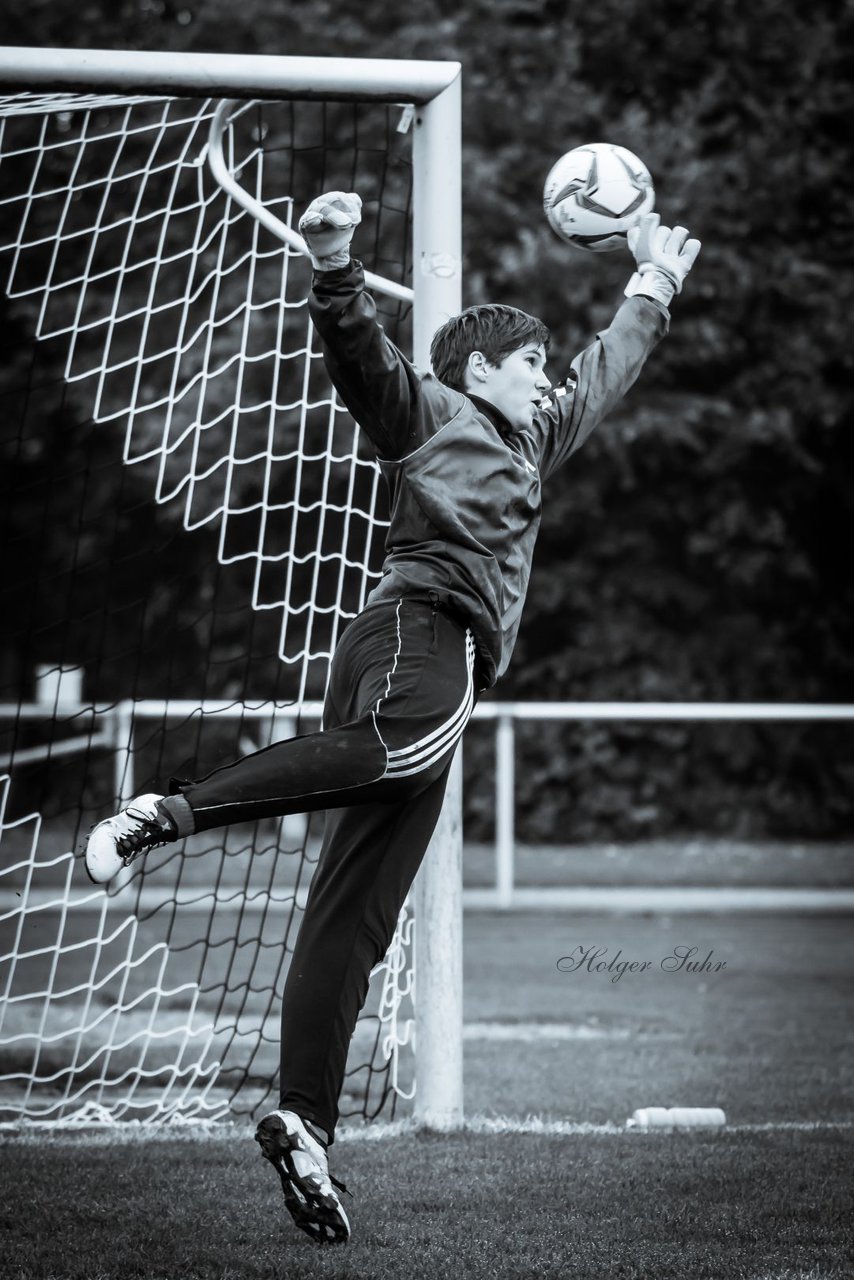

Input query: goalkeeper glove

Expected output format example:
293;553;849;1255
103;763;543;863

625;212;701;308
299;191;362;271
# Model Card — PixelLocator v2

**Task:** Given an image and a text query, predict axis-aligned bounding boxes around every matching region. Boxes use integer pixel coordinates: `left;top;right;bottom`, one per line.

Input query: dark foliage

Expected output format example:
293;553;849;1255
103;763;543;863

1;1;852;835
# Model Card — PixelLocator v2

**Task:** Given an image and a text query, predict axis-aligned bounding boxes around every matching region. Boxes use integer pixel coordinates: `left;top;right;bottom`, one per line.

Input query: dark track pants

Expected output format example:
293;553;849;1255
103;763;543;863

169;598;477;1141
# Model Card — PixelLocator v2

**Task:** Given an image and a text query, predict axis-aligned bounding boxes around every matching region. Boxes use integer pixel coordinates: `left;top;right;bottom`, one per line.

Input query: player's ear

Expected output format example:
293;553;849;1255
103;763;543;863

466;351;489;386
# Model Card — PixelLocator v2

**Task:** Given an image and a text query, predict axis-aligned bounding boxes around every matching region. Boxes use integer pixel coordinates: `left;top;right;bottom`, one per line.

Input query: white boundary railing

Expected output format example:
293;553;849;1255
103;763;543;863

474;701;854;907
4;696;852;903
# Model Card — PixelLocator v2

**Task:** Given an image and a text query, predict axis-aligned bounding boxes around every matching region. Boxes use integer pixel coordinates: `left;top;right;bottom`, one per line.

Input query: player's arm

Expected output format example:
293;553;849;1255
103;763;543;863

536;212;701;477
300;191;458;460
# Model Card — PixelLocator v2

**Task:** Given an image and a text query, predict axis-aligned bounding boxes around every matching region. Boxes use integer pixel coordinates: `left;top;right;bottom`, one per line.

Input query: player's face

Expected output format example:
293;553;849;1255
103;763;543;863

480;342;551;430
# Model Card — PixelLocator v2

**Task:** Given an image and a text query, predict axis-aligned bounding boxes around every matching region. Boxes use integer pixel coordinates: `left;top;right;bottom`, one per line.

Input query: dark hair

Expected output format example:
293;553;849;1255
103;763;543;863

430;304;551;392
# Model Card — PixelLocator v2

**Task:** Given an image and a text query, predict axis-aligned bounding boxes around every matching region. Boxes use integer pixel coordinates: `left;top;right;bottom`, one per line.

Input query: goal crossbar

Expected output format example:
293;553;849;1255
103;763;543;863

0;46;461;105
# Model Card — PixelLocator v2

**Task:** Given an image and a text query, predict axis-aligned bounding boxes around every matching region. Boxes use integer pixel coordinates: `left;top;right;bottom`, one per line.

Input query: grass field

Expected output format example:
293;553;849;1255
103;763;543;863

3;899;853;1279
4;1124;852;1279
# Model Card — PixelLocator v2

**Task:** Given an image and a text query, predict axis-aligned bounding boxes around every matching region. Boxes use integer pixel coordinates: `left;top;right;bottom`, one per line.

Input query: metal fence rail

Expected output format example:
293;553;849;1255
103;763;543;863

473;701;854;905
3;696;853;907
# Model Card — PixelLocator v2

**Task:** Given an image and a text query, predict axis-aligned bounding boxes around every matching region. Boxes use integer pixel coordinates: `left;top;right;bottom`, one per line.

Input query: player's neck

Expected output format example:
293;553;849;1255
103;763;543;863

468;392;515;436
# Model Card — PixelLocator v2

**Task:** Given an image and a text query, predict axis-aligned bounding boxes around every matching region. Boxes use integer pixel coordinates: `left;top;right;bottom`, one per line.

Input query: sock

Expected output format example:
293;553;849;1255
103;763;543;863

157;794;195;839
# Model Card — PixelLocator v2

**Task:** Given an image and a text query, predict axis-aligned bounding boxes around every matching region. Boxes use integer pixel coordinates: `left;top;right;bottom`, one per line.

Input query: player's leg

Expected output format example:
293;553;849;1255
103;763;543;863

83;605;392;883
84;599;472;883
276;754;453;1140
254;602;471;1242
178;597;475;827
256;756;453;1246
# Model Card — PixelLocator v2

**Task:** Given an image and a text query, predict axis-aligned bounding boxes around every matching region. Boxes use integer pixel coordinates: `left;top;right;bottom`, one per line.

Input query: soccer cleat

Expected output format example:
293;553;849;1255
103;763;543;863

84;794;176;885
255;1109;351;1245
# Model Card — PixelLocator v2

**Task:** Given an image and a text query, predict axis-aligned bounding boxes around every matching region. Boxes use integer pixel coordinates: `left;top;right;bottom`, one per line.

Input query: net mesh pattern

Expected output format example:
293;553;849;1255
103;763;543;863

0;92;417;1125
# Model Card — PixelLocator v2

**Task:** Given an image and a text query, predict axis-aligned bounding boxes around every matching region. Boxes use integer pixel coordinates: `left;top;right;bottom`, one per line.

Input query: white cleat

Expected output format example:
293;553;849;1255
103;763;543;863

255;1109;351;1244
84;794;175;885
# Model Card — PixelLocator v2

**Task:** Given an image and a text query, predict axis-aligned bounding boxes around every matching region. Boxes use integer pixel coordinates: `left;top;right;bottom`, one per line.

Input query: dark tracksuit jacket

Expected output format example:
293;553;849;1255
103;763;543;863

310;261;669;689
173;261;668;1137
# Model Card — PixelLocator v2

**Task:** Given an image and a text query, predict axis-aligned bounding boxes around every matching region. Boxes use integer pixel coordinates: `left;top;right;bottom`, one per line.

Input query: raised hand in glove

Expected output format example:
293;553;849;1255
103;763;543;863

299;191;362;271
625;212;701;308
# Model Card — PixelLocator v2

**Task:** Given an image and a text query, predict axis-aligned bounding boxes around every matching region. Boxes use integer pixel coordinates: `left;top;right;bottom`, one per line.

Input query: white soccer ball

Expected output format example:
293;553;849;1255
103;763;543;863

543;142;655;253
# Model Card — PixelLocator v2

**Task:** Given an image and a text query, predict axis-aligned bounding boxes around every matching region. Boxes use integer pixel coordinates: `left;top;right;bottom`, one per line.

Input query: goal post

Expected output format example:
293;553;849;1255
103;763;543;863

410;73;464;1131
0;48;462;1128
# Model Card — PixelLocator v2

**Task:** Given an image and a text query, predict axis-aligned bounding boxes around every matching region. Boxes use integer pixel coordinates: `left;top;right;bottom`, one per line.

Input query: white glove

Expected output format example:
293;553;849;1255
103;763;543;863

298;191;362;271
625;212;701;308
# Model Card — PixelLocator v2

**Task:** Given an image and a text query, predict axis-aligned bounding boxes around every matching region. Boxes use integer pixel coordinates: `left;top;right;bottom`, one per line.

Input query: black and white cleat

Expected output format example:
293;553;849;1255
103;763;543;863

255;1109;351;1245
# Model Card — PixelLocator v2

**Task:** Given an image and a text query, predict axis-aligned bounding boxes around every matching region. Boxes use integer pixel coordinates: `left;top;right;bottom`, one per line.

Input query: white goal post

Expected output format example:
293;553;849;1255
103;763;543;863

0;47;462;1128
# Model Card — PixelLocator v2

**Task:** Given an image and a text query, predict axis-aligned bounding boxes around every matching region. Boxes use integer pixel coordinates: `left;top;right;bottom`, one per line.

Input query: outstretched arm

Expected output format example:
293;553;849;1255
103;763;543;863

300;192;460;461
535;212;701;478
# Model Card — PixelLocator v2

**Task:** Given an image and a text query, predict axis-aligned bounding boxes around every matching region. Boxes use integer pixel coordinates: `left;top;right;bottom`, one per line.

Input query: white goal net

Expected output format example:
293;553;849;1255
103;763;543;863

0;54;462;1127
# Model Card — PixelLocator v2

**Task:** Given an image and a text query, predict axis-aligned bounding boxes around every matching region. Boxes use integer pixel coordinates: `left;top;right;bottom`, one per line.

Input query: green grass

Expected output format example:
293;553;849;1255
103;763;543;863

3;838;853;1277
463;839;854;889
460;912;854;1126
2;908;854;1276
3;1126;852;1279
4;912;852;1128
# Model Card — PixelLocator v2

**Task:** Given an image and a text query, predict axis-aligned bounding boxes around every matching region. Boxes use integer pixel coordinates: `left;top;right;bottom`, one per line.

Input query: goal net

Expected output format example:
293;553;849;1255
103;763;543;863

0;53;462;1126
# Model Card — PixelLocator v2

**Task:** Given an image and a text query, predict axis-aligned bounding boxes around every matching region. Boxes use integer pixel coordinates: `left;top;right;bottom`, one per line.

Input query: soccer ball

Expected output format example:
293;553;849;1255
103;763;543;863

543;143;655;252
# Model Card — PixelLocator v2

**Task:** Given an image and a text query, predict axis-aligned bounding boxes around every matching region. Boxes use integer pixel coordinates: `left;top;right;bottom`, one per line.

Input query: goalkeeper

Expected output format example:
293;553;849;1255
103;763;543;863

85;193;699;1243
